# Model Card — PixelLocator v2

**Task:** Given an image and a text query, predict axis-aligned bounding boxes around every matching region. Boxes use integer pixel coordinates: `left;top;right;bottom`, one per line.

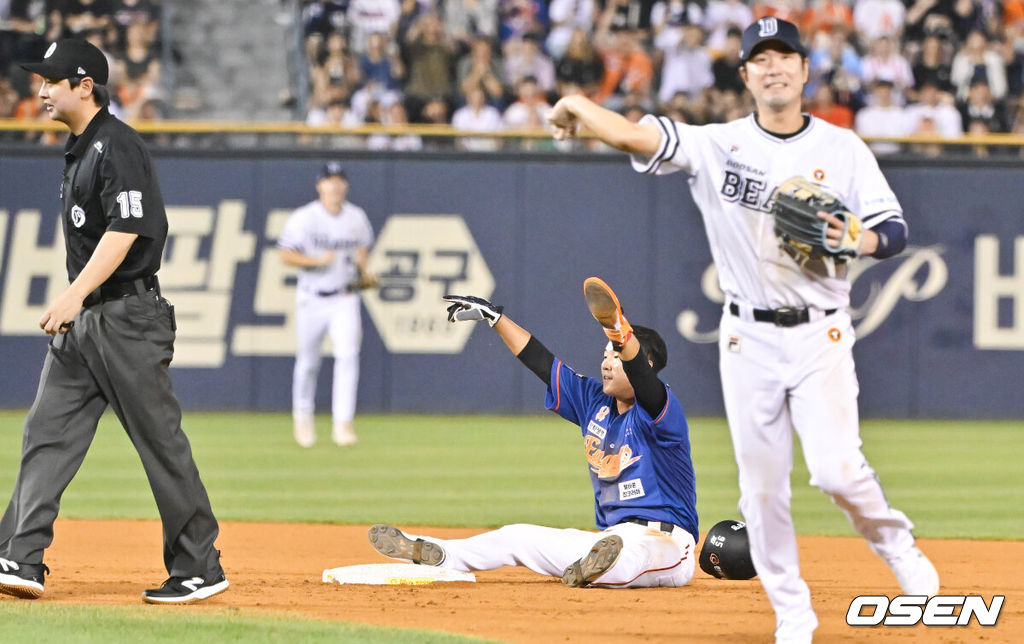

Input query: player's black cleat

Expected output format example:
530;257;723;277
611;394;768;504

368;524;446;566
562;535;624;588
142;572;229;604
0;559;48;599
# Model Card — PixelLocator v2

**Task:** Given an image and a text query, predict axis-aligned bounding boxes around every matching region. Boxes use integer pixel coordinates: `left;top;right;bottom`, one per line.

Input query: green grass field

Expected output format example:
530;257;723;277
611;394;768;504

0;410;1021;640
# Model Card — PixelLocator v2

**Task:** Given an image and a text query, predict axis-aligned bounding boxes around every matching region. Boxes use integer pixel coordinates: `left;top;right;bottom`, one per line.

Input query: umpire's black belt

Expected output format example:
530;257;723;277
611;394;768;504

624;518;680;534
83;275;159;307
729;302;836;328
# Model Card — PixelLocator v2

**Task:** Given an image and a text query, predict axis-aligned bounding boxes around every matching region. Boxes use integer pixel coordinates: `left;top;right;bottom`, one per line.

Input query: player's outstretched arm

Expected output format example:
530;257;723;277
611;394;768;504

444;295;555;384
546;94;662;157
443;294;528;354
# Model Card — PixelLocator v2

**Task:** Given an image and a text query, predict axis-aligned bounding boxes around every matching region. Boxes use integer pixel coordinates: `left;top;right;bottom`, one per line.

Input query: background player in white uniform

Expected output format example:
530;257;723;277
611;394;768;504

278;163;374;448
369;280;699;589
546;18;938;643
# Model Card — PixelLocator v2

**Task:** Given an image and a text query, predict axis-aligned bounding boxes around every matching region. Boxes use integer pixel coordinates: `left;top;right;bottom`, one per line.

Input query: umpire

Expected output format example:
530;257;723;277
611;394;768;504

0;39;228;604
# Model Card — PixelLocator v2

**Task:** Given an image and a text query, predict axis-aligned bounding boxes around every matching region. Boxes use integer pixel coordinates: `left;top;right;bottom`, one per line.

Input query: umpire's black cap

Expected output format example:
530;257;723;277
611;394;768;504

318;161;347;181
20;38;109;85
740;17;807;63
699;519;757;580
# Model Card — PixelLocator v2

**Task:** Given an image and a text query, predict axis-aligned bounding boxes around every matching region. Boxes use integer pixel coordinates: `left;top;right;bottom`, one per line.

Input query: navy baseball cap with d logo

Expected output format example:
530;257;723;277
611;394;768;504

740;17;807;62
20;38;109;85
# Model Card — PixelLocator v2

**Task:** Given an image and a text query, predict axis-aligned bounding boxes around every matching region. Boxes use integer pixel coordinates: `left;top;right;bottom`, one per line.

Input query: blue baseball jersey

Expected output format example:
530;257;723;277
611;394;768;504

545;358;699;541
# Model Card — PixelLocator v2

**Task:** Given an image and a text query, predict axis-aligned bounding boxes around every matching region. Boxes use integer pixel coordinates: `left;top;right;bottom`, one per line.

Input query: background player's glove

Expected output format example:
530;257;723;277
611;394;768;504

771;176;862;275
583;277;634;345
346;267;380;292
443;295;503;327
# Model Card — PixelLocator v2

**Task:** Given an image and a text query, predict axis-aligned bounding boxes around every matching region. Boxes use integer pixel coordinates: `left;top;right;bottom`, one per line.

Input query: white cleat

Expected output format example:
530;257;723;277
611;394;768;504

293;416;316;448
884;545;940;596
332;422;358;447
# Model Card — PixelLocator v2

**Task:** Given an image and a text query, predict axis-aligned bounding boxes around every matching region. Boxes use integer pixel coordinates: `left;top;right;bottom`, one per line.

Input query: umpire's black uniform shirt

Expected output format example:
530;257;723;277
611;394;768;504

62;106;166;284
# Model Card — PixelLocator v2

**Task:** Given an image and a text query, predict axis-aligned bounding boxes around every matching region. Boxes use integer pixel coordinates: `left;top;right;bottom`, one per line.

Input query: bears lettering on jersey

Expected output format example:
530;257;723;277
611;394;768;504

720;169;777;212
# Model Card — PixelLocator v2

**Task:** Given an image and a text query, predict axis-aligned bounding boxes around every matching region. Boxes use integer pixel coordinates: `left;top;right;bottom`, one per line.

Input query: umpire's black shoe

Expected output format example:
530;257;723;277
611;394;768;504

562;535;624;588
0;558;49;599
142;572;229;604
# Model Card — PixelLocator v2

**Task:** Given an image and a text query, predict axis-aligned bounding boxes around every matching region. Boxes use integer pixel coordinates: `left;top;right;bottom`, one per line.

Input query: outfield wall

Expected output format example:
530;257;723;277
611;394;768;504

1;149;1021;418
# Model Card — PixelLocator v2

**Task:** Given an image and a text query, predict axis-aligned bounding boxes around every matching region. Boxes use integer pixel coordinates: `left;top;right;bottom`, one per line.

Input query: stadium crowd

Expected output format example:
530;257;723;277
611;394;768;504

0;0;165;142
3;0;1024;152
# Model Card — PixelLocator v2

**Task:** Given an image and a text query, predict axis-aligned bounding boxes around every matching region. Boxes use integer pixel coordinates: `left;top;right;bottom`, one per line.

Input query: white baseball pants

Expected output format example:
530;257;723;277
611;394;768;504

719;307;916;642
292;291;362;425
418;522;695;588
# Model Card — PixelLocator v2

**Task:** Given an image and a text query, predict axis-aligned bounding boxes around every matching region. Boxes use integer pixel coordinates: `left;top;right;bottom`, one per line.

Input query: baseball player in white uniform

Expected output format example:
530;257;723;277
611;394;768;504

547;18;939;643
278;163;374;448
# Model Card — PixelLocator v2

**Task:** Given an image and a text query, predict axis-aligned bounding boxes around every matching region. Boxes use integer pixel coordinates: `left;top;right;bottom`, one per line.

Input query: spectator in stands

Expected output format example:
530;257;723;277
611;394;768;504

303;0;350;40
860;36;915;102
368;99;423;151
807;30;863;99
115;18;161;117
903;0;954;44
655;22;713;106
498;0;548;42
555;28;605;99
1005;0;1024;34
62;0;113;38
456;35;505;107
111;0;160;43
402;11;456;121
951;29;1007;100
444;0;499;49
948;0;986;44
593;29;653;106
751;0;803;23
710;26;745;97
546;0;597;60
906;78;963;136
651;0;706;38
807;83;854;127
311;31;361;109
503;34;556;93
503;74;550;128
957;75;1009;131
360;31;404;91
855;78;913;154
853;0;906;40
912;33;955;98
801;0;854;37
348;0;401;55
908;115;944;156
997;32;1023;101
702;0;752;53
965;117;991;156
452;82;504;150
602;0;659;37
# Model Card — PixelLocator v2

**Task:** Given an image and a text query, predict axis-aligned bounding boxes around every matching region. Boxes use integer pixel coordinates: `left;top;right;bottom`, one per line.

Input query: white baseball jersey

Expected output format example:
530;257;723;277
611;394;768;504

630;112;925;641
631;113;906;311
277;200;374;294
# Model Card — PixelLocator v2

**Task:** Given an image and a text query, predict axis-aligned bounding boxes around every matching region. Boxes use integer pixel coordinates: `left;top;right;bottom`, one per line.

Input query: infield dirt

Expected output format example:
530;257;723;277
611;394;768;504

20;519;1023;642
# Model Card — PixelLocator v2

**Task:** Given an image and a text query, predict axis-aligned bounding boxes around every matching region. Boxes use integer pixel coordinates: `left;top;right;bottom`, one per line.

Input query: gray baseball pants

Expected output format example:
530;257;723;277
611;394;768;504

0;285;223;579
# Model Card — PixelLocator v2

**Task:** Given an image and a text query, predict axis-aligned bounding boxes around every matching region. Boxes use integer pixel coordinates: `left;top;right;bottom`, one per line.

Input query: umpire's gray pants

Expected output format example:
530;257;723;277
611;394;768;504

0;289;223;578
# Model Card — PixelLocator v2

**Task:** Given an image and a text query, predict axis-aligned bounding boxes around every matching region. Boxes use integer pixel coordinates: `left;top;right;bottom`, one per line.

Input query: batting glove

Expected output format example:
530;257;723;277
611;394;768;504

443;294;503;327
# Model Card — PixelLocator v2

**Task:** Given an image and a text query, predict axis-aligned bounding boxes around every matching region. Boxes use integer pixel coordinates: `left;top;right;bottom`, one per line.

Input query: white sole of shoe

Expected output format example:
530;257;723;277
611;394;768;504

141;579;230;605
0;573;43;599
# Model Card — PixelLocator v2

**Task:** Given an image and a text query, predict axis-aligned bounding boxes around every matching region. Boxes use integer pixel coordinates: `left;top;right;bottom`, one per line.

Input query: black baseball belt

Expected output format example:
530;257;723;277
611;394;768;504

728;302;837;328
624;518;680;534
83;275;159;308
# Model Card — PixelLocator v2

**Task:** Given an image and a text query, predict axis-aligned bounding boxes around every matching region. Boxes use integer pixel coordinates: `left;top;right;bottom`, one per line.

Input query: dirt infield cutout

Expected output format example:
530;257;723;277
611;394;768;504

22;519;1022;643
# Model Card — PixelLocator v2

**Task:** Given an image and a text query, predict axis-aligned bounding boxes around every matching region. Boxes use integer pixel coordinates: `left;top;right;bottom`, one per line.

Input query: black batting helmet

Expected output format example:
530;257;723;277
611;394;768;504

699;520;757;580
